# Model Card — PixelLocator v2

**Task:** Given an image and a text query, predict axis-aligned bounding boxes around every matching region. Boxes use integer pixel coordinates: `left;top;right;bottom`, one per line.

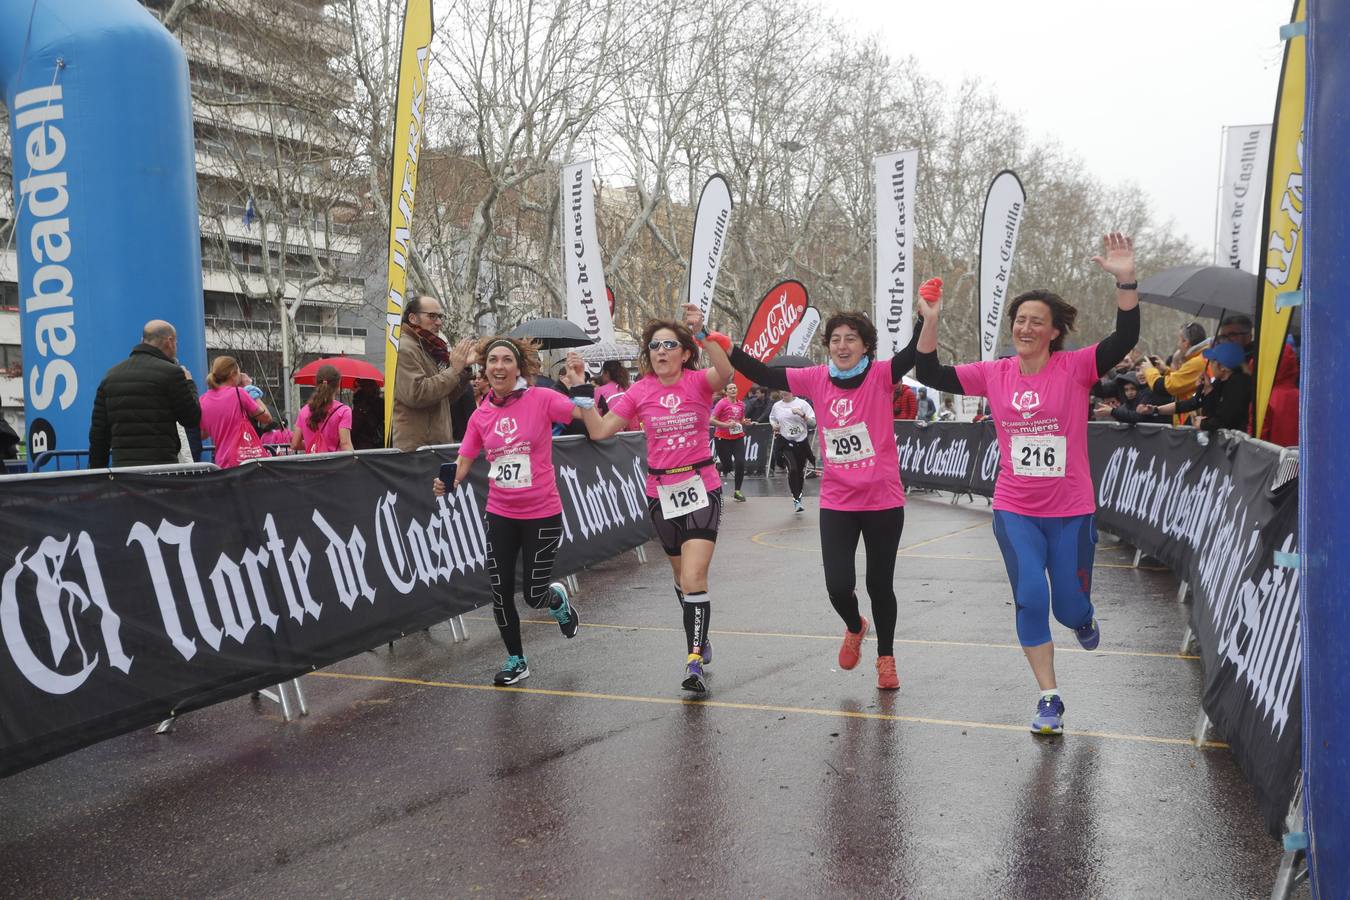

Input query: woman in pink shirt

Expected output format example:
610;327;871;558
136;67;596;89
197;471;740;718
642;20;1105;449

290;364;353;454
915;233;1140;735
695;304;926;692
435;337;588;686
710;382;750;502
564;314;734;694
198;356;272;468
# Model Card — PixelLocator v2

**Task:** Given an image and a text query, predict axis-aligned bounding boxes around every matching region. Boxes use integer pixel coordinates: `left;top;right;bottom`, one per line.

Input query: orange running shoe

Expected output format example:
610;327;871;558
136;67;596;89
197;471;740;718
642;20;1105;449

876;655;899;690
838;615;870;670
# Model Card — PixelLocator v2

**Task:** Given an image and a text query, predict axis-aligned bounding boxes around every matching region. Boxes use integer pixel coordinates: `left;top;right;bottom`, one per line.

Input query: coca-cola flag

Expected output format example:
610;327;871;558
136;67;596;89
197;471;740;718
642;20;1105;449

732;280;808;396
687;174;733;320
785;307;821;357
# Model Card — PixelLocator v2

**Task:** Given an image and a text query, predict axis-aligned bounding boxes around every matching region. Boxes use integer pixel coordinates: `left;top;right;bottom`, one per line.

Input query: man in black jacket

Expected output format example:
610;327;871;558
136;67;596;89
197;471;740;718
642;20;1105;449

89;320;202;467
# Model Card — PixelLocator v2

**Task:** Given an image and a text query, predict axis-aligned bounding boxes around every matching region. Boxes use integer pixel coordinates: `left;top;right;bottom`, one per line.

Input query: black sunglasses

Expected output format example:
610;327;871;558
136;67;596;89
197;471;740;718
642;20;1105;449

647;339;681;351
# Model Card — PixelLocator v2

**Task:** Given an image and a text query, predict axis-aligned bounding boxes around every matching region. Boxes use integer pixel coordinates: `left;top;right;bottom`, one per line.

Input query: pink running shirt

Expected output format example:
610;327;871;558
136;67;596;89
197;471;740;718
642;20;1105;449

711;398;746;440
199;386;260;469
297;401;352;453
954;345;1099;517
786;362;905;511
458;387;576;519
608;368;719;498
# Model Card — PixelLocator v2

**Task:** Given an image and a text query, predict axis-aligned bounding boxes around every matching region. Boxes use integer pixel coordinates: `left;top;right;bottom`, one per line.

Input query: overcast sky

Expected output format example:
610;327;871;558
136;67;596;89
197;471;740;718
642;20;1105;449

829;0;1292;255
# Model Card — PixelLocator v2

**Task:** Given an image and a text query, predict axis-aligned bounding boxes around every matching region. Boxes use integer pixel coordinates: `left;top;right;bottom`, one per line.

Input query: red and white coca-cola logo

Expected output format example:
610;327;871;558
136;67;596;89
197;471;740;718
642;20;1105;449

744;292;803;358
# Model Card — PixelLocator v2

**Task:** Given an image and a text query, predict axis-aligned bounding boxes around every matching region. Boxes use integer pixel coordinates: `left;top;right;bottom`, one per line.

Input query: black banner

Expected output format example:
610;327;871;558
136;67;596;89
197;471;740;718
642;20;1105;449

0;434;654;777
708;423;775;476
893;420;1301;833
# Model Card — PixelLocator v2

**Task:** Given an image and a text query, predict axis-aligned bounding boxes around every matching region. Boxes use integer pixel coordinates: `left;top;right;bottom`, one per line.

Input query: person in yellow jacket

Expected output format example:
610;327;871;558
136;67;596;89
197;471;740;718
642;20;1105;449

1142;322;1208;426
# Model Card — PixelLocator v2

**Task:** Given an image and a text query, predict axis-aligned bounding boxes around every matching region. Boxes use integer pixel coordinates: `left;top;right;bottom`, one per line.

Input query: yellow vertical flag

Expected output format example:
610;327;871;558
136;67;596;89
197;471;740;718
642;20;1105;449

1254;0;1305;438
382;0;434;444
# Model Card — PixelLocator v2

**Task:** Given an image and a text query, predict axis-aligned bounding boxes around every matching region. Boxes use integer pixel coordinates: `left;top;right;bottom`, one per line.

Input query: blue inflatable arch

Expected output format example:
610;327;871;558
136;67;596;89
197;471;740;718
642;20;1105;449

1;0;205;462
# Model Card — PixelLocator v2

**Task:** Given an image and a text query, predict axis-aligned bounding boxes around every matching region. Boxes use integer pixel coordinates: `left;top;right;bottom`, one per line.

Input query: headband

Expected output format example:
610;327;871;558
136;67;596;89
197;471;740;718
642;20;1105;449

485;338;524;365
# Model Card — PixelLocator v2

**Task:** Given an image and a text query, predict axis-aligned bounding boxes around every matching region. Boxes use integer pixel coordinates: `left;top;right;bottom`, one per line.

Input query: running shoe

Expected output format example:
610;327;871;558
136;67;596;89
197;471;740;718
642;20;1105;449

494;655;530;686
876;655;900;690
793;496;804;513
733;490;746;503
1031;694;1065;735
548;582;579;638
838;615;870;670
682;654;708;693
1075;618;1100;651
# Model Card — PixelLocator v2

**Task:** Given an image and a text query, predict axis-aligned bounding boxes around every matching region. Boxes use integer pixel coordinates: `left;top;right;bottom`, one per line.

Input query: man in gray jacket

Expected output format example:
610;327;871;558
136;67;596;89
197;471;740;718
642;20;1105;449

391;295;474;451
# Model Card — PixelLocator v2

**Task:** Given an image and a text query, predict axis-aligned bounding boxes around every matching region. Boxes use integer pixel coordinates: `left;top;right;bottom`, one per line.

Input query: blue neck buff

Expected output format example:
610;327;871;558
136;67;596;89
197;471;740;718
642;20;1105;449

828;356;870;380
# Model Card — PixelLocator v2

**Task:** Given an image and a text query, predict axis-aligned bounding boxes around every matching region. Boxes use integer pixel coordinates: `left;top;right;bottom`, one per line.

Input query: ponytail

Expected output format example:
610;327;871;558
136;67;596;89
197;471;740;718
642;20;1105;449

307;365;341;426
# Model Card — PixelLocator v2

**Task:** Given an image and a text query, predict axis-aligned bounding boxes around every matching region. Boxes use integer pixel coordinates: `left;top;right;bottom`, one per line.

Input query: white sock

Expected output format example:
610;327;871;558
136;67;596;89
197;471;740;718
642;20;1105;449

1040;689;1061;702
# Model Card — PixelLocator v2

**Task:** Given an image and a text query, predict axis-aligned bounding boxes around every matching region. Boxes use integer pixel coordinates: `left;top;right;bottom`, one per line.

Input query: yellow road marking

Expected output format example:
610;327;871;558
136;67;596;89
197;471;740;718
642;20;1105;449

312;670;1227;751
479;616;1199;661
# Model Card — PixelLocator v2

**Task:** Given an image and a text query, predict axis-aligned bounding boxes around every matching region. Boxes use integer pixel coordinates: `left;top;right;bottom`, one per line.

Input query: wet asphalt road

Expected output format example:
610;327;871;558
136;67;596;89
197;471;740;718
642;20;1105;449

0;477;1290;899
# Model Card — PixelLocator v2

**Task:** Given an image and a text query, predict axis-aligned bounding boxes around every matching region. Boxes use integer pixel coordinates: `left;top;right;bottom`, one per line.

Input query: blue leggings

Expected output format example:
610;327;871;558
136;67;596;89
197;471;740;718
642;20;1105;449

991;511;1097;647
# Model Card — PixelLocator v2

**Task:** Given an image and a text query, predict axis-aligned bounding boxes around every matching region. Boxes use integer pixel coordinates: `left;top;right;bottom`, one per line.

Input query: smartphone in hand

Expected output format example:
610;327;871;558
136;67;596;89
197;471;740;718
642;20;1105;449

439;462;457;489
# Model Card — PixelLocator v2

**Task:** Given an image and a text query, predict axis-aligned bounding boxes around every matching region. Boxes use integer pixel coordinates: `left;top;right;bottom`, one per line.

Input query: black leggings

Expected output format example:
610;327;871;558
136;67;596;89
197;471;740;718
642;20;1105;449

782;440;810;498
818;506;905;655
714;437;745;491
486;512;563;657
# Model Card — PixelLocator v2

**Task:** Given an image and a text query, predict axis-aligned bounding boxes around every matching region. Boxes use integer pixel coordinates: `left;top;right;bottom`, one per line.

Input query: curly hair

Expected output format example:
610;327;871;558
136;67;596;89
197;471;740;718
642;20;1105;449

477;336;542;380
1008;289;1077;353
638;320;700;376
821;311;879;360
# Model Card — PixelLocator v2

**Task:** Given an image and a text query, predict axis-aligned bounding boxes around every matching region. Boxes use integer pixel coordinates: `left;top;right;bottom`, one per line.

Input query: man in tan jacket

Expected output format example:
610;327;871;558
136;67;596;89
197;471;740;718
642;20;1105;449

391;295;475;451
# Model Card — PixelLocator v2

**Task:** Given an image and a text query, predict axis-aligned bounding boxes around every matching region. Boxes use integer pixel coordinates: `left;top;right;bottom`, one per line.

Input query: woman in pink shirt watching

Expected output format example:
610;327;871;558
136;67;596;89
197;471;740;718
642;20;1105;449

435;336;589;686
290;364;353;454
563;312;734;694
915;233;1140;735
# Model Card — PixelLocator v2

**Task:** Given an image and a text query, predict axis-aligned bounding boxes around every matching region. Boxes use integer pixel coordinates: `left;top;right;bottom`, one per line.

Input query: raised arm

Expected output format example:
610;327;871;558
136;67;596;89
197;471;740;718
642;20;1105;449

913;277;966;394
683;303;733;391
1089;233;1142;376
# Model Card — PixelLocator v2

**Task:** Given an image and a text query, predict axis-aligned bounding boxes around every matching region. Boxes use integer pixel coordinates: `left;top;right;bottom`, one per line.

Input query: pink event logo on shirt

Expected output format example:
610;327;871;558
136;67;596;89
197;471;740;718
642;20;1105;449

1010;389;1042;418
494;416;519;442
658;393;682;416
828;397;854;424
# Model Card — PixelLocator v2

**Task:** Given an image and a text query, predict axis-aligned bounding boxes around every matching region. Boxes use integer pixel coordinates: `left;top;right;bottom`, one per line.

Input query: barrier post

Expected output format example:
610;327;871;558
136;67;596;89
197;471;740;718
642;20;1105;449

1270;776;1308;900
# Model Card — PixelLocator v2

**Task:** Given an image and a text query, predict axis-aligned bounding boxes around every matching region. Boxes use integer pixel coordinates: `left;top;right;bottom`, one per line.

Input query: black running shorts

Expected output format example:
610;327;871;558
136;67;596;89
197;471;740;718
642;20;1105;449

646;488;724;557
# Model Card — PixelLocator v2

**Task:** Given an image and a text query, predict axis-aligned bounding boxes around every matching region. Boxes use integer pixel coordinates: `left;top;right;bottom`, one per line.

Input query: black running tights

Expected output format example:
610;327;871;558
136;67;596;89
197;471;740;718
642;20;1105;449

783;440;810;498
818;506;905;655
714;437;745;491
487;512;563;657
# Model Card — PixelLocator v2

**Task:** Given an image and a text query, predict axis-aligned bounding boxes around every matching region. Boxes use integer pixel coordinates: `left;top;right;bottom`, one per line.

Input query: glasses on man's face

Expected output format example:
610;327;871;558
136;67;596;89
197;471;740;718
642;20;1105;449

420;311;446;321
648;339;680;351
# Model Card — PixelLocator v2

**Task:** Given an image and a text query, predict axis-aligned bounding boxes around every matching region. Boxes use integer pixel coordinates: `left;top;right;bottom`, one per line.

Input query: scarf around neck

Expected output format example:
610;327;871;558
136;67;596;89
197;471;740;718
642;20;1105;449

409;323;450;369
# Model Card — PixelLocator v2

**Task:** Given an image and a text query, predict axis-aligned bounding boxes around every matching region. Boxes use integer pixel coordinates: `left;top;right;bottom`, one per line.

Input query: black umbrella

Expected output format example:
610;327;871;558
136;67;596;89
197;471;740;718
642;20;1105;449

767;354;815;368
1136;265;1259;319
506;317;596;349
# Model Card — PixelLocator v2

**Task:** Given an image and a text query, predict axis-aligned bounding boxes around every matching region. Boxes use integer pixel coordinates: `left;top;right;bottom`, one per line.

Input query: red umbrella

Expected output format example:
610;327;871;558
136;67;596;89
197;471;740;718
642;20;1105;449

292;356;384;387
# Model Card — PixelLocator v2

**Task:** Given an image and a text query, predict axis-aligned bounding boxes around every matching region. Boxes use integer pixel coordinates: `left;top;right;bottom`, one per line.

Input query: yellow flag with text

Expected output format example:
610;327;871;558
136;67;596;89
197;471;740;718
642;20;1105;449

382;0;434;444
1254;0;1305;438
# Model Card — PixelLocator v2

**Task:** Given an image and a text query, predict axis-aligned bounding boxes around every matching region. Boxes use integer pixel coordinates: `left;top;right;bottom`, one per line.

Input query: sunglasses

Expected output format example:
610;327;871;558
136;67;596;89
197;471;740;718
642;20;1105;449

647;339;681;351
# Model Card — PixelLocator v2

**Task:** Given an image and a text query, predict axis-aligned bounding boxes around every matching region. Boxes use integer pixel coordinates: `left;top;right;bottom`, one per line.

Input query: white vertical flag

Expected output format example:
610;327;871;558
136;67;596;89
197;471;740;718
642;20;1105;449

686;174;734;321
785;307;821;357
978;170;1026;362
1215;124;1272;273
560;160;615;343
874;149;918;359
